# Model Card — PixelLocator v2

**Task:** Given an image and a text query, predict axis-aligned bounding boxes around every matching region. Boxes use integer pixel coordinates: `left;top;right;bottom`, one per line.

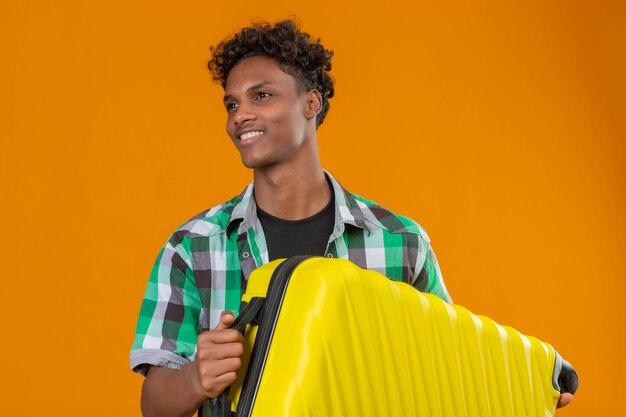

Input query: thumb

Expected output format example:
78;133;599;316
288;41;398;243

214;310;235;331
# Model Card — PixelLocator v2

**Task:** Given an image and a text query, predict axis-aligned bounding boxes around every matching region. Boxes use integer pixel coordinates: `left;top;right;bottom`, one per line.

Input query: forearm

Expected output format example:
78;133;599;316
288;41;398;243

141;363;208;417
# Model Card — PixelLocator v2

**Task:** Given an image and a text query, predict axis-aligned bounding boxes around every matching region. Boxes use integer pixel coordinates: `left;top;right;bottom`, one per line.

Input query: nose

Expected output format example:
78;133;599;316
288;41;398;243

234;102;256;126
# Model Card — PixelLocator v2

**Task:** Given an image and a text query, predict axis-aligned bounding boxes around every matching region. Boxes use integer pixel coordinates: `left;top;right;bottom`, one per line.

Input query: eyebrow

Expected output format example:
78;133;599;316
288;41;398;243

223;81;272;103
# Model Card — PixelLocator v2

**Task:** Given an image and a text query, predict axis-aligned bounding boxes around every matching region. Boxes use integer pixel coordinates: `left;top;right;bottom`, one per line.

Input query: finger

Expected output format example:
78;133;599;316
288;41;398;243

197;340;244;364
197;357;242;398
215;371;238;387
200;356;242;377
214;310;235;331
198;329;244;346
206;371;239;398
557;393;573;408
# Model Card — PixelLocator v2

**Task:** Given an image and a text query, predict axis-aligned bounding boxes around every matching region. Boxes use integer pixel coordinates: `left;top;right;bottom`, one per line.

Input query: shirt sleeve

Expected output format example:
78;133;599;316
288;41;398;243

412;242;453;303
130;236;202;376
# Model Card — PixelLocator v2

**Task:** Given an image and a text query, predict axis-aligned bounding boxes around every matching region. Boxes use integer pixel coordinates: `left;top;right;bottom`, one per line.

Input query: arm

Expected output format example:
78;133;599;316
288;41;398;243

411;241;452;303
141;311;244;417
131;237;244;417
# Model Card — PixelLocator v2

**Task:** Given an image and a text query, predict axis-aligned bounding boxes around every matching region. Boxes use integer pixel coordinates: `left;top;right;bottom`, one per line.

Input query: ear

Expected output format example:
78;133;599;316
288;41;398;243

303;90;323;120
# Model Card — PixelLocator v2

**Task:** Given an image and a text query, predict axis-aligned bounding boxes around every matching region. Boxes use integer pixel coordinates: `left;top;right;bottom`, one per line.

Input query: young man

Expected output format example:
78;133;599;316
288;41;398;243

130;20;570;417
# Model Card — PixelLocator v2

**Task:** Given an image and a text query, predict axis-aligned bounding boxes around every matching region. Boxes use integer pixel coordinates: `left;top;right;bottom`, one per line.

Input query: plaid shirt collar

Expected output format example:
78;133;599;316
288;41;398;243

227;171;386;238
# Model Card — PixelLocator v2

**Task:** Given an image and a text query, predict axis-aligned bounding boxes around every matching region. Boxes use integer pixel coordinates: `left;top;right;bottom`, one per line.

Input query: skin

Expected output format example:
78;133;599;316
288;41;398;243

140;54;572;415
558;393;573;408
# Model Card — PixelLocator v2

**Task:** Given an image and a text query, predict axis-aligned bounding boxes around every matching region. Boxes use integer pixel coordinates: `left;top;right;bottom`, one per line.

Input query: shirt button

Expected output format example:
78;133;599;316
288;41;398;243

242;251;250;259
326;253;333;258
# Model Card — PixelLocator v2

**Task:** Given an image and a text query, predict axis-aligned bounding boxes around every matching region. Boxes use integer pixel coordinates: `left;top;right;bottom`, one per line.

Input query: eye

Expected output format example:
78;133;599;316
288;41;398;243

225;102;238;112
255;91;272;100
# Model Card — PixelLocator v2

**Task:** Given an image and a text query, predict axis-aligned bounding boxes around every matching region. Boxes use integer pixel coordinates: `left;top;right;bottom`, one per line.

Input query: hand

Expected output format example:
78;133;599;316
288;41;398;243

557;392;573;408
190;310;244;399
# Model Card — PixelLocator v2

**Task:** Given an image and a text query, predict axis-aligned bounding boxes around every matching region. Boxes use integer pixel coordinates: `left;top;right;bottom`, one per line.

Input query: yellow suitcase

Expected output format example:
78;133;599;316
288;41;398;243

207;256;578;417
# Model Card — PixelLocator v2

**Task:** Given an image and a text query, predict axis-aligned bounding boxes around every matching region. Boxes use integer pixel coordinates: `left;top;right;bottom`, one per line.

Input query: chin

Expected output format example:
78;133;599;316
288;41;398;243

240;152;279;170
241;157;268;170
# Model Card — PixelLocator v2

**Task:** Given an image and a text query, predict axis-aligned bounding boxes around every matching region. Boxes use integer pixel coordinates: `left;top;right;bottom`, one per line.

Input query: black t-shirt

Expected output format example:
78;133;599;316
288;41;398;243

257;193;335;261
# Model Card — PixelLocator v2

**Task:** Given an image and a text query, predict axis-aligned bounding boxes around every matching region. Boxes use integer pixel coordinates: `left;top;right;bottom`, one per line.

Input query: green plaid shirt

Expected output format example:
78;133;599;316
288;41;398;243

130;173;451;375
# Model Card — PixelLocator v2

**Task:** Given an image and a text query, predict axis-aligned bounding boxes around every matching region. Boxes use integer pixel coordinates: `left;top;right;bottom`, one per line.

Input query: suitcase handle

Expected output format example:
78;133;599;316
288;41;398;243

553;353;579;394
208;297;266;417
232;297;266;335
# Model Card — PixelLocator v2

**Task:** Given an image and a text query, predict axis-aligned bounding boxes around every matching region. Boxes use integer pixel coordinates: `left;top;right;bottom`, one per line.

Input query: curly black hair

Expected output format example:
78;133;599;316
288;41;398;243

208;20;335;128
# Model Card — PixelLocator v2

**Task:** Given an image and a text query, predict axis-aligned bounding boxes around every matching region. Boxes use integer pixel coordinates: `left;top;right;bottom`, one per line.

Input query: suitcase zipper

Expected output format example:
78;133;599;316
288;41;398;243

236;255;314;417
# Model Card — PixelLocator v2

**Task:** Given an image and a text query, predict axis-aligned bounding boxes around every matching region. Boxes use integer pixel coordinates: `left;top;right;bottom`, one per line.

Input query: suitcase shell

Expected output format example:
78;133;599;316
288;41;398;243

214;256;575;417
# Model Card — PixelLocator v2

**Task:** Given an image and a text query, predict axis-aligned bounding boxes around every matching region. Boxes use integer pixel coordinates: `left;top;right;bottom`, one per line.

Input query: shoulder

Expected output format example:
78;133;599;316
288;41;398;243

349;192;431;243
165;194;242;249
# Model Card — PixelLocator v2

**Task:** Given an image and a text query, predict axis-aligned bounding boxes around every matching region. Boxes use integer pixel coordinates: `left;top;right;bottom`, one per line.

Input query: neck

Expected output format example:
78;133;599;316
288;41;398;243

253;146;330;220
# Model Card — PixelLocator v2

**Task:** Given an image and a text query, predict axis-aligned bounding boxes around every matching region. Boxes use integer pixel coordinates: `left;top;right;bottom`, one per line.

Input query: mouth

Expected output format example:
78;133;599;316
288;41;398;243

237;130;265;144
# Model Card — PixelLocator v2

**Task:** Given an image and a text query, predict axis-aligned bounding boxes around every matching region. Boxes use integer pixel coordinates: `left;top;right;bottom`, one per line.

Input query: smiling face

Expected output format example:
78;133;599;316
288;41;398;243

223;55;319;170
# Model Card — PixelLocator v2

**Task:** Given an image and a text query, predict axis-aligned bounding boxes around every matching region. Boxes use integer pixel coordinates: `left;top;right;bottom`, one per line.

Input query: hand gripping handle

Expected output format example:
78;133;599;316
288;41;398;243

205;297;265;417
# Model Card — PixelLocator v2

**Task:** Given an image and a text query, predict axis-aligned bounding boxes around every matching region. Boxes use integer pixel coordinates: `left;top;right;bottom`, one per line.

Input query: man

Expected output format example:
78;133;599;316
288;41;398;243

131;20;571;416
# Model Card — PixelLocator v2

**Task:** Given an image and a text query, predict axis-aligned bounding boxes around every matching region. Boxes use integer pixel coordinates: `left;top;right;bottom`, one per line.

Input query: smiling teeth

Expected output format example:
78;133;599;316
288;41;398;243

239;131;264;141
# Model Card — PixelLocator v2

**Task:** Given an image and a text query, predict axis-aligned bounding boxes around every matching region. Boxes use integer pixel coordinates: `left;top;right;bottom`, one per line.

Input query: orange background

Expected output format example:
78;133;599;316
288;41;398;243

1;1;624;415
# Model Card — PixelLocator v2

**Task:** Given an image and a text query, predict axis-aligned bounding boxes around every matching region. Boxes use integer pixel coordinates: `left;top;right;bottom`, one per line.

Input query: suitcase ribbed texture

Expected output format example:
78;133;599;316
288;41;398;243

228;257;562;417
